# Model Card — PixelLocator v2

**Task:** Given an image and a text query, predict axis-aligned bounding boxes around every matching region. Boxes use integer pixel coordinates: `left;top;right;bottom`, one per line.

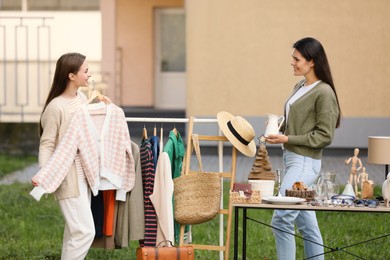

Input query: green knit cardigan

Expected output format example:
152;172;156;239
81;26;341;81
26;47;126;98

282;80;339;159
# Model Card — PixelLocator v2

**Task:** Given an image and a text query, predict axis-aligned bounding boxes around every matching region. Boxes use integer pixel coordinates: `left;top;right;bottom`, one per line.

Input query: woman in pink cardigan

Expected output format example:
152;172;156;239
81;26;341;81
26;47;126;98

32;53;108;259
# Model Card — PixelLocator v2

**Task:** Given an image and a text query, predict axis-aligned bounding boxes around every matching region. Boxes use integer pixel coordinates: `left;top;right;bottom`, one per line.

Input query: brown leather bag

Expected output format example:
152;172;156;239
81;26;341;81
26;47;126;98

136;241;194;260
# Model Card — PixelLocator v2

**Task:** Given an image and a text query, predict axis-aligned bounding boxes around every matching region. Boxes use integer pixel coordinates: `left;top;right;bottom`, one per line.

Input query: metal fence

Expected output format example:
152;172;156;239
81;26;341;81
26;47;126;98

0;0;100;11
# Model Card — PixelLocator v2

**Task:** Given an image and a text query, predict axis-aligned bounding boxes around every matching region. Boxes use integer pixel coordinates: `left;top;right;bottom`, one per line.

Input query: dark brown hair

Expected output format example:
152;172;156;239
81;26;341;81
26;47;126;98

293;37;341;128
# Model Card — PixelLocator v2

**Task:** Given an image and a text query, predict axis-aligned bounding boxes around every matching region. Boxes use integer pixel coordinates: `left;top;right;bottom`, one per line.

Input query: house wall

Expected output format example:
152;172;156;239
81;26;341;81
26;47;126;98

183;0;390;148
185;0;390;118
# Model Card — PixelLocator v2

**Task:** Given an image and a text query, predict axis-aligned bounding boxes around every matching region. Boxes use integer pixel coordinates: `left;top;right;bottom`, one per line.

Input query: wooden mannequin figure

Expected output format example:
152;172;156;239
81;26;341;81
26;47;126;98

345;148;363;194
358;167;374;198
357;167;368;195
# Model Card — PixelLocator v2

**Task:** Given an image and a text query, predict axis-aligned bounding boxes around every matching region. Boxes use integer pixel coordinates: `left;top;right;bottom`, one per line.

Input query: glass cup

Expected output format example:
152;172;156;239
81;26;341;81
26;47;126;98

311;183;325;206
325;183;339;200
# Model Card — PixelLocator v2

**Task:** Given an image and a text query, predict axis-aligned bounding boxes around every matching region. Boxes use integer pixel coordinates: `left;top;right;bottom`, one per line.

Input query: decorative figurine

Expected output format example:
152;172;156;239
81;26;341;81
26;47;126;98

382;173;390;207
248;136;276;180
358;167;374;198
341;182;356;198
361;180;374;199
357;167;369;193
345;148;363;194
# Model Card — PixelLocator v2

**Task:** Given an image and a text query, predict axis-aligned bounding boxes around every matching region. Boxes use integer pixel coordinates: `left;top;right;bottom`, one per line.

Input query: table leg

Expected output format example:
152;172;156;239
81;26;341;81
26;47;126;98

243;208;247;259
234;207;239;260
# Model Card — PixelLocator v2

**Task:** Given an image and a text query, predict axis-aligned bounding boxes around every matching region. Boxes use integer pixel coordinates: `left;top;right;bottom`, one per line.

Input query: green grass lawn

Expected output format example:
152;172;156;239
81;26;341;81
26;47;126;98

1;182;390;259
0;153;37;179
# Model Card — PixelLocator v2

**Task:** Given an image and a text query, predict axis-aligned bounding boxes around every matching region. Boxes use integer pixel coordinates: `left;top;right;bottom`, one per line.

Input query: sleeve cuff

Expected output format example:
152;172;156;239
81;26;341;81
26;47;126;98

30;186;47;201
116;189;127;201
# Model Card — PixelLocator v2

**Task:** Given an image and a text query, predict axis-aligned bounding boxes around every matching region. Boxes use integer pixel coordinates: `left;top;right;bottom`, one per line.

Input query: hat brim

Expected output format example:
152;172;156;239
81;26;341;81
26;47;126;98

217;111;256;157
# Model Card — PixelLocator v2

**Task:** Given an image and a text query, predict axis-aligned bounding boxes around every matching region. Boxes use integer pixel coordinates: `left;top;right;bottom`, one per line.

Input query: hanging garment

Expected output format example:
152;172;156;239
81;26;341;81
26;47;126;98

163;130;189;244
140;139;157;247
30;103;136;202
91;190;116;235
149;152;174;245
91;191;104;238
91;190;118;249
163;130;185;179
115;141;145;247
149;134;160;172
128;142;146;241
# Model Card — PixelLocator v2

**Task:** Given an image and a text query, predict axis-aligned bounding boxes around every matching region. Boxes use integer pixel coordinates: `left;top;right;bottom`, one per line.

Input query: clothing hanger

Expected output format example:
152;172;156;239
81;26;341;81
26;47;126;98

142;121;148;140
159;121;164;153
160;120;164;139
87;90;106;115
86;80;107;115
172;119;178;137
153;123;157;136
87;80;103;104
87;89;104;104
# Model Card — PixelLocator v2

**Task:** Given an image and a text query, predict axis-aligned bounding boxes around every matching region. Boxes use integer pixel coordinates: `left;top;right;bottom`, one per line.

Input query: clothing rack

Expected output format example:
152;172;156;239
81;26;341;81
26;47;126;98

125;116;226;260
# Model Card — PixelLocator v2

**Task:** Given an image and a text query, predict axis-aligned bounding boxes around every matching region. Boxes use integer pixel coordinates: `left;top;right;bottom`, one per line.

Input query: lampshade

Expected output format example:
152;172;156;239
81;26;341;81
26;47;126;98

368;136;390;164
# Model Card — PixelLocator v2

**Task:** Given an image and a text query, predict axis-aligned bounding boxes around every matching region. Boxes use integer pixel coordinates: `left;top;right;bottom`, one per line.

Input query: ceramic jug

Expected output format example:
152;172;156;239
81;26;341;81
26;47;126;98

264;114;284;137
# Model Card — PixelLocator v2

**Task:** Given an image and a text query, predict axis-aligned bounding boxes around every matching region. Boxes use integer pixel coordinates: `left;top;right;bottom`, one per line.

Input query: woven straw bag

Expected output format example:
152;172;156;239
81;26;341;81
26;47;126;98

174;134;221;225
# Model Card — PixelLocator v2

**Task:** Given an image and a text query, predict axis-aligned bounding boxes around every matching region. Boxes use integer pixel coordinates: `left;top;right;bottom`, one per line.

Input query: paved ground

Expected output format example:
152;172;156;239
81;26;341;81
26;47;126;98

1;148;386;188
0;163;39;185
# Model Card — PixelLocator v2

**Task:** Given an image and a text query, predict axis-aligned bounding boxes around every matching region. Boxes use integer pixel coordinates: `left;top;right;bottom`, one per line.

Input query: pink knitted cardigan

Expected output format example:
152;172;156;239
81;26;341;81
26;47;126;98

30;103;135;201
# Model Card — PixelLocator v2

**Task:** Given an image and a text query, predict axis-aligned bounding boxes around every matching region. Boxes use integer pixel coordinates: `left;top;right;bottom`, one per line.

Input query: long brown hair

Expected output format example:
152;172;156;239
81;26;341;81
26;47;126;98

293;37;341;128
39;53;86;136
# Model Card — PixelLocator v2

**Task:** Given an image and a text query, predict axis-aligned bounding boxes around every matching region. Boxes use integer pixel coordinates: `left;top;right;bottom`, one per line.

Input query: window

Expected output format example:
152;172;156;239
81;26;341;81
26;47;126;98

159;12;186;72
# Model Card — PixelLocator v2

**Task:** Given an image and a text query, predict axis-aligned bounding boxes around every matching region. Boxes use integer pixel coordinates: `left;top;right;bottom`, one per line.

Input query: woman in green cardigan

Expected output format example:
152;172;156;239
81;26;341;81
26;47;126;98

266;37;341;260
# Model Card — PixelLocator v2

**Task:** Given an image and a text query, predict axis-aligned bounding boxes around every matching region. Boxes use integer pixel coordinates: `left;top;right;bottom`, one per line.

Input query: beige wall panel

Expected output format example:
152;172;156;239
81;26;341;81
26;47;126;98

186;0;390;117
117;0;183;106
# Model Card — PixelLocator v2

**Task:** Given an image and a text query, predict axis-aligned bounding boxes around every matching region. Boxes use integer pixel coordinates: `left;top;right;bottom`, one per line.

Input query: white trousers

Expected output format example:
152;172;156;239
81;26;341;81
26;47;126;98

58;179;95;260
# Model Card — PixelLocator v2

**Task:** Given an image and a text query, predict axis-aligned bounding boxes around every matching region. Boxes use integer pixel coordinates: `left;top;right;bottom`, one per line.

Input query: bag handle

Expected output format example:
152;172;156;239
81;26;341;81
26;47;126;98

156;240;174;247
192;134;204;172
181;134;204;176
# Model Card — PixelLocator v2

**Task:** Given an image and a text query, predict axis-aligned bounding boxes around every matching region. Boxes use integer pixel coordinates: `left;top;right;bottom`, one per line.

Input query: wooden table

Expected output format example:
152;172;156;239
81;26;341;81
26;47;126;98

233;202;390;259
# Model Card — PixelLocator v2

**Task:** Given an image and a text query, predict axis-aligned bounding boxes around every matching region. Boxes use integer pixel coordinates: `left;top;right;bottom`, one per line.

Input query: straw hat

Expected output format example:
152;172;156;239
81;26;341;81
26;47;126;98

217;111;256;157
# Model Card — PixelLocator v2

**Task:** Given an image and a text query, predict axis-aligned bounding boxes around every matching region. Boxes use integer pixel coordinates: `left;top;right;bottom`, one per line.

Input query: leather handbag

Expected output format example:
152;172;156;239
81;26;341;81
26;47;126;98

136;241;194;260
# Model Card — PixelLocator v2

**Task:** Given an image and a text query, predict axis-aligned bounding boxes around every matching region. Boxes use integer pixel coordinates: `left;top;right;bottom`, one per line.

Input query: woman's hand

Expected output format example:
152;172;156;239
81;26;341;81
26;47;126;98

98;95;111;104
266;134;288;144
31;176;39;187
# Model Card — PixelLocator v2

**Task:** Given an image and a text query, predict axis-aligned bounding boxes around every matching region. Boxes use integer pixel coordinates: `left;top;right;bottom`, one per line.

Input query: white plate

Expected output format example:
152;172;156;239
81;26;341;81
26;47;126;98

262;196;306;205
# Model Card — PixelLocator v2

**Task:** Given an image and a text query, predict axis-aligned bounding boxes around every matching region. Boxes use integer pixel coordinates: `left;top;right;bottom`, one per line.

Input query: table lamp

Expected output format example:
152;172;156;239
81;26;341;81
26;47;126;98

368;136;390;180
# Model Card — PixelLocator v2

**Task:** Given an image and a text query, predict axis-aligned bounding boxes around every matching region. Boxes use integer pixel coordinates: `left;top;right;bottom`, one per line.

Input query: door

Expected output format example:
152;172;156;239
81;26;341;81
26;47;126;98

154;8;186;109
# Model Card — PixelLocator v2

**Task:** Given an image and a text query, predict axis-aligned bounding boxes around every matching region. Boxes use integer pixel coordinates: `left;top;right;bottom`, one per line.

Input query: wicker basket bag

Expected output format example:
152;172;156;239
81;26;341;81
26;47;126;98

174;134;221;225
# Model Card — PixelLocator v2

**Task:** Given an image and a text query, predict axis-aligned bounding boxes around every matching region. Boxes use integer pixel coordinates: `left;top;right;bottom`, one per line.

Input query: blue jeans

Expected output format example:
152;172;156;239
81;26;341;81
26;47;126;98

271;150;324;260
